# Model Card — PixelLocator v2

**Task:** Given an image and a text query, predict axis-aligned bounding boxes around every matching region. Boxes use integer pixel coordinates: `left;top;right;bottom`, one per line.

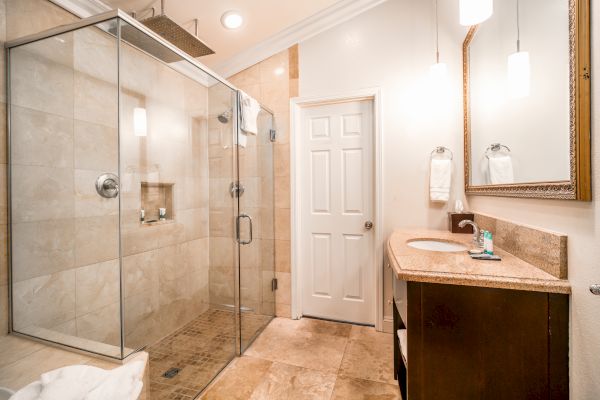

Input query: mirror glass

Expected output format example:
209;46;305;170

468;0;570;186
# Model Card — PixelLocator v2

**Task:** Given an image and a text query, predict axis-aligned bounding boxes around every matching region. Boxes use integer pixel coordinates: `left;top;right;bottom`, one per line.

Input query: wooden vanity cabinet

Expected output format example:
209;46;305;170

394;282;569;400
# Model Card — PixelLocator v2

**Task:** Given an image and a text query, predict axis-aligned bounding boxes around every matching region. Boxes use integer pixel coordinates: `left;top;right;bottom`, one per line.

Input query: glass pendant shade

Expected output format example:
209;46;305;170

430;62;447;80
507;51;530;98
459;0;493;26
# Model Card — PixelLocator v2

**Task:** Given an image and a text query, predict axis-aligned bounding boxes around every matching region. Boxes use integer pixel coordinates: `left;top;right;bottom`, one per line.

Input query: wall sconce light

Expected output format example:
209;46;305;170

459;0;493;26
134;107;147;137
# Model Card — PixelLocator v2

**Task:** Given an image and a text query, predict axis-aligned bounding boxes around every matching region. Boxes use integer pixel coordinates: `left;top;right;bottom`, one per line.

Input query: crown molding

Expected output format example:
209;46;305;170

213;0;389;78
48;0;388;79
48;0;112;17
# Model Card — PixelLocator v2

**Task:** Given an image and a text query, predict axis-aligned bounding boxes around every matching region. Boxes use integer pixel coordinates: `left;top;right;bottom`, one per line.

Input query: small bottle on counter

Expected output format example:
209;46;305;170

140;209;145;222
484;231;494;255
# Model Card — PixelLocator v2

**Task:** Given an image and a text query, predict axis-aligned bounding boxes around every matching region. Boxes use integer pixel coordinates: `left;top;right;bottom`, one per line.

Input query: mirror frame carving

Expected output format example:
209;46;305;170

463;0;591;200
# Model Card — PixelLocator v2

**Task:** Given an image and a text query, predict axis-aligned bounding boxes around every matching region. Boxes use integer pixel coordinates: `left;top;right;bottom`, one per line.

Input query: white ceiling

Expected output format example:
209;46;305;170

102;0;342;68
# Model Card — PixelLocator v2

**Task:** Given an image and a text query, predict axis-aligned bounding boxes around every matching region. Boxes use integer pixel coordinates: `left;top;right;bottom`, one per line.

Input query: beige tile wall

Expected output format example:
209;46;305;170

228;45;298;318
0;0;79;337
1;0;215;355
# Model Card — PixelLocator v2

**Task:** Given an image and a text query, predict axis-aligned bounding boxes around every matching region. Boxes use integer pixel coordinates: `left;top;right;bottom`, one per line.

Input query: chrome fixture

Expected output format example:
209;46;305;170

218;110;232;124
364;221;374;230
95;173;119;198
230;181;245;198
430;146;453;160
485;143;512;158
236;213;253;245
590;284;600;295
458;219;484;247
136;0;214;60
270;129;277;142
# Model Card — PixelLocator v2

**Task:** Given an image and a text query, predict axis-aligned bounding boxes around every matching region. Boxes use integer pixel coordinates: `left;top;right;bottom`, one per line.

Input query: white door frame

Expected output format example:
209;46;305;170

290;88;384;331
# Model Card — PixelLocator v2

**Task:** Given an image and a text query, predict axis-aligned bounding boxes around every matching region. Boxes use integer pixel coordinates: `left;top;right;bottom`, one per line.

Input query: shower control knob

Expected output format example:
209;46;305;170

364;221;374;230
96;173;119;199
590;284;600;295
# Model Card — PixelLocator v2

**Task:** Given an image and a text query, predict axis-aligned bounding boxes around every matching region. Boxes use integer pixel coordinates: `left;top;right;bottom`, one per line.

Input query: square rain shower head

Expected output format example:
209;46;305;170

141;15;215;60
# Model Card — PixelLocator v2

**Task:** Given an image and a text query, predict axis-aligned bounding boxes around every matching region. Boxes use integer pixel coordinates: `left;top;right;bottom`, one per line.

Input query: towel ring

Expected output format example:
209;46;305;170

485;143;511;159
430;146;453;160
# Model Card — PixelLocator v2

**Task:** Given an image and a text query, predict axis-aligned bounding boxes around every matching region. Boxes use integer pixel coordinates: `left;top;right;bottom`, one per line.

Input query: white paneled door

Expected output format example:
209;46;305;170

299;99;374;325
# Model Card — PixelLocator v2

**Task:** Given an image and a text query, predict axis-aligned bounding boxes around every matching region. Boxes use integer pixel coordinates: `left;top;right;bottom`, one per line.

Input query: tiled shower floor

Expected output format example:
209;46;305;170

147;309;272;400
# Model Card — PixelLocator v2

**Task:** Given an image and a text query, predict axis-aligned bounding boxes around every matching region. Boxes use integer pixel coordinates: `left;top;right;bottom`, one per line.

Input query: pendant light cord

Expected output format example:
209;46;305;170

435;0;440;63
516;0;521;52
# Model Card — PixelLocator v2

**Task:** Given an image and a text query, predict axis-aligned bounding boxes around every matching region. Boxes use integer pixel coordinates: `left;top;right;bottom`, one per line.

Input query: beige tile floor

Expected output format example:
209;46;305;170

200;318;401;400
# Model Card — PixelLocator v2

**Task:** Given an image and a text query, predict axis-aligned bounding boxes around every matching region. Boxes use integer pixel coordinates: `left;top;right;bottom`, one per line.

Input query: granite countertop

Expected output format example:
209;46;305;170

386;229;571;294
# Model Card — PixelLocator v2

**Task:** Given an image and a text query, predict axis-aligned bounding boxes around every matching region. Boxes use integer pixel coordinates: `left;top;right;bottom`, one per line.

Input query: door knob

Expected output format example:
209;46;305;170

364;221;373;230
590;284;600;295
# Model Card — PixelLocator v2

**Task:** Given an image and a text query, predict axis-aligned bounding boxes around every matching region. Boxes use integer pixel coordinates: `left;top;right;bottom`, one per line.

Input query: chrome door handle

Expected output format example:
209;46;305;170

236;213;253;245
590;284;600;295
364;221;374;230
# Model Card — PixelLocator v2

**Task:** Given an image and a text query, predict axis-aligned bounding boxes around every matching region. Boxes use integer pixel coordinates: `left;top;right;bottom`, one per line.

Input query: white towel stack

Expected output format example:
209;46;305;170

488;155;514;184
429;158;452;203
9;361;145;400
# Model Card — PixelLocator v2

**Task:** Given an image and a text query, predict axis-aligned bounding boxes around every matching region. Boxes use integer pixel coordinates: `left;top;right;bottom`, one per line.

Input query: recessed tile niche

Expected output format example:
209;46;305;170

140;182;174;224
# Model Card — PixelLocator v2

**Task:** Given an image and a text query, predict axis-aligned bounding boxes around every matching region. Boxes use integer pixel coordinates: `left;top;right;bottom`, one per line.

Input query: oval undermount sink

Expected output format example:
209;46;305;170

407;239;467;252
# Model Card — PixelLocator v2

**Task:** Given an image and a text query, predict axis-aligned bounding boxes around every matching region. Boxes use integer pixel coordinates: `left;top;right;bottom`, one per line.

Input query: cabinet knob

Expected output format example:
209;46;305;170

590;284;600;295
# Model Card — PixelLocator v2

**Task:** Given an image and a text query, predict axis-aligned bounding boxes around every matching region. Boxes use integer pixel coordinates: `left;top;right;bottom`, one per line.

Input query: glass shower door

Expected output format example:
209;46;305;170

238;108;276;352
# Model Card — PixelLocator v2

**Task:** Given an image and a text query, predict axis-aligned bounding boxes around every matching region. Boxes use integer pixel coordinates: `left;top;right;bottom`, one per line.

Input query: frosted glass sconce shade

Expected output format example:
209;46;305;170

134;107;147;137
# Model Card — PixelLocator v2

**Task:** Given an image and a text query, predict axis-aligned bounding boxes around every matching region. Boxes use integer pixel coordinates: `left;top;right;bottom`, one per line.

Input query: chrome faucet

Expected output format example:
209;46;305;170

458;220;484;248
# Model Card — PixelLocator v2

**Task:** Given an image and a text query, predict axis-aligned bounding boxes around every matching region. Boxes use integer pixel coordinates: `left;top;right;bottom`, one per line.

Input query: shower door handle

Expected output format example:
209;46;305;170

236;213;253;245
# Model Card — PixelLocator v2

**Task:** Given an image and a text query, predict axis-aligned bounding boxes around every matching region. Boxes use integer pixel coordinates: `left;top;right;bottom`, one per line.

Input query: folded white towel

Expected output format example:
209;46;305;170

240;91;261;135
489;155;514;184
10;361;145;400
430;158;452;203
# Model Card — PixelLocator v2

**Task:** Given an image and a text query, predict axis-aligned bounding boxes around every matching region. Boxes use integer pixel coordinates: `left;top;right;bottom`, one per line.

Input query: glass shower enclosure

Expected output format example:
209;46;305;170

6;9;275;397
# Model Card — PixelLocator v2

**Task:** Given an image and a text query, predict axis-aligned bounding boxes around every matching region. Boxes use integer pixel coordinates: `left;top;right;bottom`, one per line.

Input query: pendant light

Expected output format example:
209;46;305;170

459;0;493;26
507;0;530;98
430;0;447;80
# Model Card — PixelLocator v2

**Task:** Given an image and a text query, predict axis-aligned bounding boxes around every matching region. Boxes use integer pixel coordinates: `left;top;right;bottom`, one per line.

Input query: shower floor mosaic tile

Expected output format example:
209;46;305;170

146;309;272;400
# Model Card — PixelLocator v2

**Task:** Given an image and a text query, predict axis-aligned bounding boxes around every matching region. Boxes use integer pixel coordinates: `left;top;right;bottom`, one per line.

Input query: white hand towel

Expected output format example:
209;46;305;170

429;158;452;203
240;91;261;135
488;155;514;184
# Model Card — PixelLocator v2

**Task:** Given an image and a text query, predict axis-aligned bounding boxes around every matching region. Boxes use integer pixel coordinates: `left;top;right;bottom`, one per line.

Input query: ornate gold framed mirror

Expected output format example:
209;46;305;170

463;0;591;200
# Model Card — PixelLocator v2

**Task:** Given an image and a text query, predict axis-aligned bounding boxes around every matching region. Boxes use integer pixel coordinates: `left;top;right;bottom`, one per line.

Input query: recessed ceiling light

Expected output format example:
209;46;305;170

274;67;285;76
221;10;243;30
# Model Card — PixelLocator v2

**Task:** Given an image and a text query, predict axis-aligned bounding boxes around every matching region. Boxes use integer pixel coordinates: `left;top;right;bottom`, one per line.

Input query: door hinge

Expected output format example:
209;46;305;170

269;129;276;142
272;278;278;291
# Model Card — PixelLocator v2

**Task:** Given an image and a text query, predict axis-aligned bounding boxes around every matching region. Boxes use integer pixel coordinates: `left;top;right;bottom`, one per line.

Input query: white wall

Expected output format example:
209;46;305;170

300;0;466;235
468;2;600;395
299;0;600;397
299;0;467;321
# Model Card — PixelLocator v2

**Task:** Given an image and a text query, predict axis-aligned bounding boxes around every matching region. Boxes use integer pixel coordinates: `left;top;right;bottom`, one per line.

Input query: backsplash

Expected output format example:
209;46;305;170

474;213;567;279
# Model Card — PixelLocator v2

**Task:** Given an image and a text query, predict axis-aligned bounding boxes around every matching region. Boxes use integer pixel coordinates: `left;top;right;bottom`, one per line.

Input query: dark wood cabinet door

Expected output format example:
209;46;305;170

407;282;568;400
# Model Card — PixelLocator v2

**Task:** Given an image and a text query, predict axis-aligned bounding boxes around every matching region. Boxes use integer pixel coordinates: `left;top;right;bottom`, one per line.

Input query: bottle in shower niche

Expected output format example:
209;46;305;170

140;209;145;222
159;207;167;221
